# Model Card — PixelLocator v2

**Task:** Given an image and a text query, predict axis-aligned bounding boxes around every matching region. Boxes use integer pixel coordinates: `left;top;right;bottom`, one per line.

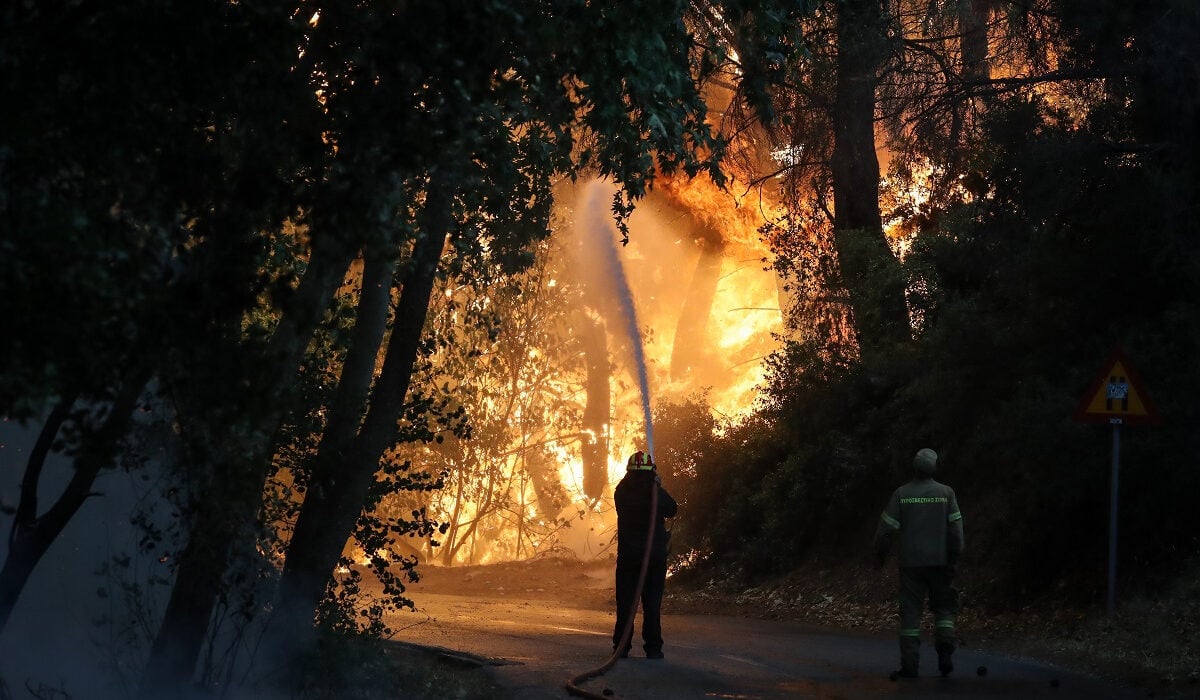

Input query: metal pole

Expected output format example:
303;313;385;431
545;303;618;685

1107;421;1121;614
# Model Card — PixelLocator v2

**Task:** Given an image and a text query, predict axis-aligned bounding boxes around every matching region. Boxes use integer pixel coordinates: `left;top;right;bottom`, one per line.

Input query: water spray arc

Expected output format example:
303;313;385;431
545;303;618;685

580;181;655;455
565;182;660;698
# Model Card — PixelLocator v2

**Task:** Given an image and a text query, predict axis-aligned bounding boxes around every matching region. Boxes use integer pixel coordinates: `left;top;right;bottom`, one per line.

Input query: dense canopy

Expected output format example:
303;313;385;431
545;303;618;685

1;1;1197;697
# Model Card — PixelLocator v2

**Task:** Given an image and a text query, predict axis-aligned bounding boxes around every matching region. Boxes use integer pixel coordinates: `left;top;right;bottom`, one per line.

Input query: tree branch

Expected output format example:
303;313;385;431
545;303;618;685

10;396;75;546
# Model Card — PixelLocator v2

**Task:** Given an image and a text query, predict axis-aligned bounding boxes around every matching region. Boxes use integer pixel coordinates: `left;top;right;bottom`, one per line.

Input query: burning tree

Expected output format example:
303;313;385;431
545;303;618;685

3;0;763;695
666;0;1200;613
402;236;598;566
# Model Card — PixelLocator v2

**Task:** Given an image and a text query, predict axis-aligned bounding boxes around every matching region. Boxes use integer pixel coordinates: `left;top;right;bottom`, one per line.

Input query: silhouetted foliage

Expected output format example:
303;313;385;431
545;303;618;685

2;0;747;694
672;0;1200;606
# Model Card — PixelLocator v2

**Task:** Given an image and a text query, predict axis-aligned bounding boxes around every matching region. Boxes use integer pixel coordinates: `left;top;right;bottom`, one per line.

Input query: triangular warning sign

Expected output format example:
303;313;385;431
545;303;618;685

1073;347;1161;425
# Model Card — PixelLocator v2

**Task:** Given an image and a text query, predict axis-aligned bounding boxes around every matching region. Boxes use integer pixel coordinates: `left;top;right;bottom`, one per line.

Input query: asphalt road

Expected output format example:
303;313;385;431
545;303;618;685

390;590;1160;700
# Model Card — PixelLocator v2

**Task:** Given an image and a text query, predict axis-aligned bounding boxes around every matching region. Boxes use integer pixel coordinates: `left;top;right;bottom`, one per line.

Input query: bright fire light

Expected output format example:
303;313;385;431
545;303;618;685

374;171;785;568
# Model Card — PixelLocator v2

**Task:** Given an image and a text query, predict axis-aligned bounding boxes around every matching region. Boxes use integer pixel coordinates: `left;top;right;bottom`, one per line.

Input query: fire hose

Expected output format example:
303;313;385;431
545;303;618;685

564;484;659;699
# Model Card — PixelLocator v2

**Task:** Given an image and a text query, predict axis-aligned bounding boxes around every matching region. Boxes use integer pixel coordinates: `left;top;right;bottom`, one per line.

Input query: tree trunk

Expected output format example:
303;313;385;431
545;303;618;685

316;252;400;460
577;312;610;501
440;470;468;566
0;397;72;634
958;0;992;83
831;0;910;357
139;238;355;699
524;449;567;520
0;376;145;635
269;178;450;660
440;463;497;566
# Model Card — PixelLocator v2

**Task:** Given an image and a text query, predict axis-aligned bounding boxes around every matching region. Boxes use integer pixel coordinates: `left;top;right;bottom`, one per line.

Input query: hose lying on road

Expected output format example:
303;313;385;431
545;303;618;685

564;485;658;699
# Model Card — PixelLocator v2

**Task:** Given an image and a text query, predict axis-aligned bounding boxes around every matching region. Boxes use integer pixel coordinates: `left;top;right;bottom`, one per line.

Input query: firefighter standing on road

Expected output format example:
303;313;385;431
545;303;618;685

874;448;964;680
613;450;678;660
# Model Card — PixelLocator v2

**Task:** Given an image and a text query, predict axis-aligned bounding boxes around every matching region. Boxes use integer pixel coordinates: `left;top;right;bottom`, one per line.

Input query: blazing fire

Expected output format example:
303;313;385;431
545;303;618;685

625;170;784;417
358;170;786;569
346;2;1122;571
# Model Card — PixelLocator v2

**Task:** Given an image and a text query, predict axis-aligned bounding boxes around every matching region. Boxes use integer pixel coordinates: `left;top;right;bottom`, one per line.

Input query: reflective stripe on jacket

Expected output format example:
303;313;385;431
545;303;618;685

876;477;964;567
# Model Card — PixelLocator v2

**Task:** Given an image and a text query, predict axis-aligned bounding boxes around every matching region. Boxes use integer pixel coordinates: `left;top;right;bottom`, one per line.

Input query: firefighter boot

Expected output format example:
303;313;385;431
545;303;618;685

891;635;920;680
936;642;954;677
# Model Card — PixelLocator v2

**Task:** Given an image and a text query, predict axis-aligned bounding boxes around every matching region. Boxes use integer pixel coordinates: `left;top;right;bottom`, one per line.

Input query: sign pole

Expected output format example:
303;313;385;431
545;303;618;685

1073;346;1159;615
1107;421;1120;614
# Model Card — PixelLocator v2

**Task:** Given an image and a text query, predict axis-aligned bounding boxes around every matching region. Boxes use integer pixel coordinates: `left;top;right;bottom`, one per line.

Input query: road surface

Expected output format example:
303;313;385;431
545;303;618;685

388;563;1159;700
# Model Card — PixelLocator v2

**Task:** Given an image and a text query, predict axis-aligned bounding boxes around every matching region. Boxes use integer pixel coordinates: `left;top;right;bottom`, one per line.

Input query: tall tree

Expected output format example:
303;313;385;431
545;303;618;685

267;176;451;662
0;0;316;644
5;0;831;693
669;0;1200;600
146;0;732;692
688;0;910;358
829;0;911;355
272;0;730;636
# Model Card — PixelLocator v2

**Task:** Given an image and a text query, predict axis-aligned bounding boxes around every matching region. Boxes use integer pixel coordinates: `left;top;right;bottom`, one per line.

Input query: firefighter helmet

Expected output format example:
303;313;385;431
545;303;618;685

626;450;655;471
913;448;938;475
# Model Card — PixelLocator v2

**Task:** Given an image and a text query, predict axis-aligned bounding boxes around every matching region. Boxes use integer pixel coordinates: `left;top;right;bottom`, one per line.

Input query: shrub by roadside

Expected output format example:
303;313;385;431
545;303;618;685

293;633;506;700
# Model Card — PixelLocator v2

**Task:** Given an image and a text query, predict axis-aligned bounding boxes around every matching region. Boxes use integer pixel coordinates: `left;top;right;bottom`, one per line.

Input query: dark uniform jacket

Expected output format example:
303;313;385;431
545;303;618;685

874;476;964;567
614;470;678;556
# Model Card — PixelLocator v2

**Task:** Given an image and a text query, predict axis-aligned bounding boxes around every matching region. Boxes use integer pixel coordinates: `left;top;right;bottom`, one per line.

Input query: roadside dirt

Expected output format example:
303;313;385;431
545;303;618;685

406;556;615;610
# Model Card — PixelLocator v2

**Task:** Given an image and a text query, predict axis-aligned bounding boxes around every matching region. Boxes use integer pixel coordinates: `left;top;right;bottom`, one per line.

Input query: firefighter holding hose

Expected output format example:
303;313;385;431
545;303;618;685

613;450;678;660
874;447;965;680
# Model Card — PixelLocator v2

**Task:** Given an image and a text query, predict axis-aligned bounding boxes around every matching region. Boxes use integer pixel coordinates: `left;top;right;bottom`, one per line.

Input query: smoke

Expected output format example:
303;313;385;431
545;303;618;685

0;418;175;699
581;181;655;457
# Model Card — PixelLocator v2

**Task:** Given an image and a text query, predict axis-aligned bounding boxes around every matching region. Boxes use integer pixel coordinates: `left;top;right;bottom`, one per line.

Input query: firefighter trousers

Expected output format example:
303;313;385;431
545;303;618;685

897;566;958;671
613;549;668;654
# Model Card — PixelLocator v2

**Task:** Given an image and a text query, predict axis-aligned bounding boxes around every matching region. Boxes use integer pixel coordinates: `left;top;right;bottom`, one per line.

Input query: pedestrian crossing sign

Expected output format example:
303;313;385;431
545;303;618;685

1073;347;1161;425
